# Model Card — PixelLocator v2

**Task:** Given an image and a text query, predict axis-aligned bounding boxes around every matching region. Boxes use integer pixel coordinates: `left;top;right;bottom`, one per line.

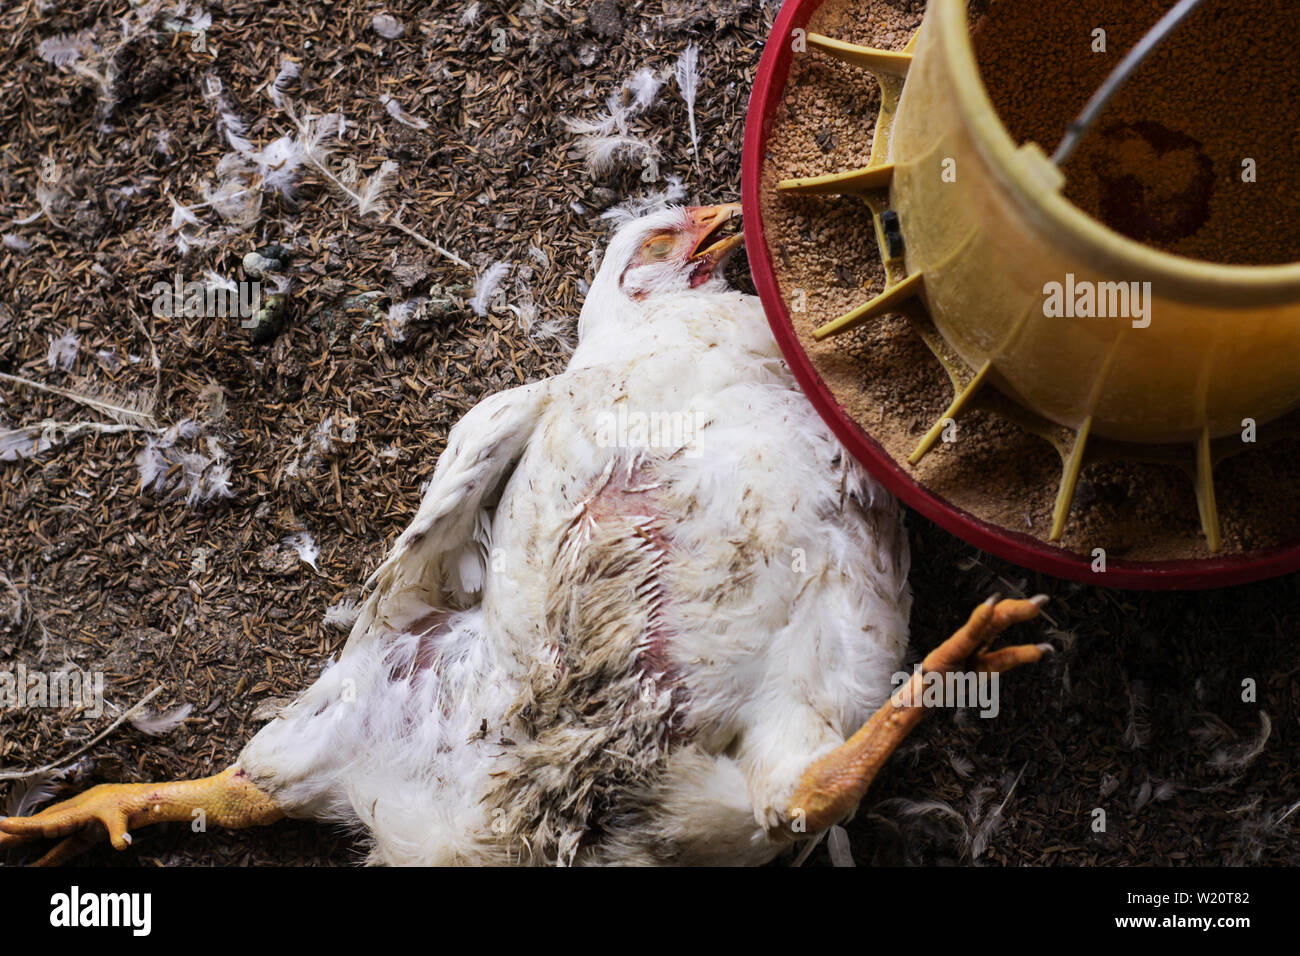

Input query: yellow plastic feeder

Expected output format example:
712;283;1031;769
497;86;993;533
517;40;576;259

772;0;1300;553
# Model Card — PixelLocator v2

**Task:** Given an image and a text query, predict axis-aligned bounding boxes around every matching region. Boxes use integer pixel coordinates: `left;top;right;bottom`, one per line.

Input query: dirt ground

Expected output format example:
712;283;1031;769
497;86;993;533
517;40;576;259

1;0;1297;867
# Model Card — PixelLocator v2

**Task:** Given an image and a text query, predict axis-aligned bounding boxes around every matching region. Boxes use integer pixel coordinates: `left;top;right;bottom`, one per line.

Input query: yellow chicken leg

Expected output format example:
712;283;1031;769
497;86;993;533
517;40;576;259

0;766;282;865
787;595;1051;834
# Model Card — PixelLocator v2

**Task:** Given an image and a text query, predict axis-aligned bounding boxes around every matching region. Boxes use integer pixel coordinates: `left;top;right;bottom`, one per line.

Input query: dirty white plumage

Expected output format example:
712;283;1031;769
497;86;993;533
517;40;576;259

237;204;911;864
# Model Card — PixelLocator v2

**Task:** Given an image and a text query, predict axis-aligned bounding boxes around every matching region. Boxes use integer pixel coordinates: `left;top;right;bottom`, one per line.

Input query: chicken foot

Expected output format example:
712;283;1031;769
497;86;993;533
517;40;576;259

0;766;282;865
786;595;1051;835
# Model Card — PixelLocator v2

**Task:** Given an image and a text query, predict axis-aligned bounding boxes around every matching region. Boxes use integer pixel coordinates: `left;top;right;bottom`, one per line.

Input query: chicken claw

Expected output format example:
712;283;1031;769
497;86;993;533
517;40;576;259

786;595;1052;835
0;766;282;865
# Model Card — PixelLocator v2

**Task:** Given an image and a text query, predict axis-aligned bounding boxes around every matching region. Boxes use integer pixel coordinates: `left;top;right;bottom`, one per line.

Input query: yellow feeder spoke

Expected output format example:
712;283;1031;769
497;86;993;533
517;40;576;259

909;360;993;465
806;33;913;78
812;272;925;340
1195;427;1222;553
1050;417;1092;543
777;164;896;196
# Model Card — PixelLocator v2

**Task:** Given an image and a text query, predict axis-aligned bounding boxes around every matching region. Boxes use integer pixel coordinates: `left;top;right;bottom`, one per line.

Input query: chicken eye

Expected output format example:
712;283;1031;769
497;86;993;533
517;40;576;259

642;235;676;261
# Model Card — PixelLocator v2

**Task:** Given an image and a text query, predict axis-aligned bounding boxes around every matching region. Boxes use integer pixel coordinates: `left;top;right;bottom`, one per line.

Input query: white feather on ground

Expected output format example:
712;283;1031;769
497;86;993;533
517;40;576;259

202;270;237;293
269;58;299;108
826;825;855;867
202;73;254;154
323;599;362;630
0;426;55;462
561;68;665;175
380;94;429;130
371;13;405;38
3;771;66;817
1196;711;1273;773
384;296;427;344
353;160;400;216
0;573;21;627
970;765;1026;861
129;704;193;736
37;31;96;67
46;329;79;371
285;531;320;571
137;420;200;492
471;261;510;316
249;135;306;197
572;136;657;176
600;174;686;225
626;67;664;111
674;44;701;168
135;418;233;507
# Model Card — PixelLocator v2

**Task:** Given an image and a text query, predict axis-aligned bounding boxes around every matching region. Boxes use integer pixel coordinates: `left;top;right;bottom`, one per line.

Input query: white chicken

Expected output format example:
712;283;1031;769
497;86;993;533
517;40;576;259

0;204;1049;866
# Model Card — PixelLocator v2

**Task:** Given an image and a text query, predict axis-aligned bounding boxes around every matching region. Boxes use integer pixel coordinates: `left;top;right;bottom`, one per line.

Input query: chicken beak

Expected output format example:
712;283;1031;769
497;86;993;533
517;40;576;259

686;203;744;265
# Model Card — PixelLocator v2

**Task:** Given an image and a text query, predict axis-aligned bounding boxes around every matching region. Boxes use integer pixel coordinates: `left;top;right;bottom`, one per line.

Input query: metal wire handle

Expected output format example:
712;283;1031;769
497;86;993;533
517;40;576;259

1052;0;1210;165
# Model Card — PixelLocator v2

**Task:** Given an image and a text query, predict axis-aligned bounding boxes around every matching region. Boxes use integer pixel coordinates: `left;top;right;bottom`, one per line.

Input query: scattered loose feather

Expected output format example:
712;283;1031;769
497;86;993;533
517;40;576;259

46;329;79;371
354;160;401;216
249;135;307;197
948;753;975;779
3;771;64;817
269;58;300;109
1121;679;1150;750
135;418;233;506
0;420;143;462
285;531;320;571
626;67;664;112
0;572;21;627
136;419;201;491
380;94;429;130
970;765;1026;861
0;685;165;784
0;372;158;428
323;599;362;630
674;44;701;169
561;68;666;175
384;296;427;343
572;135;658;176
0;425;54;461
129;703;193;736
371;13;405;38
601;175;686;225
826;825;855;867
1200;711;1272;773
265;103;466;268
37;30;97;67
471;261;510;316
